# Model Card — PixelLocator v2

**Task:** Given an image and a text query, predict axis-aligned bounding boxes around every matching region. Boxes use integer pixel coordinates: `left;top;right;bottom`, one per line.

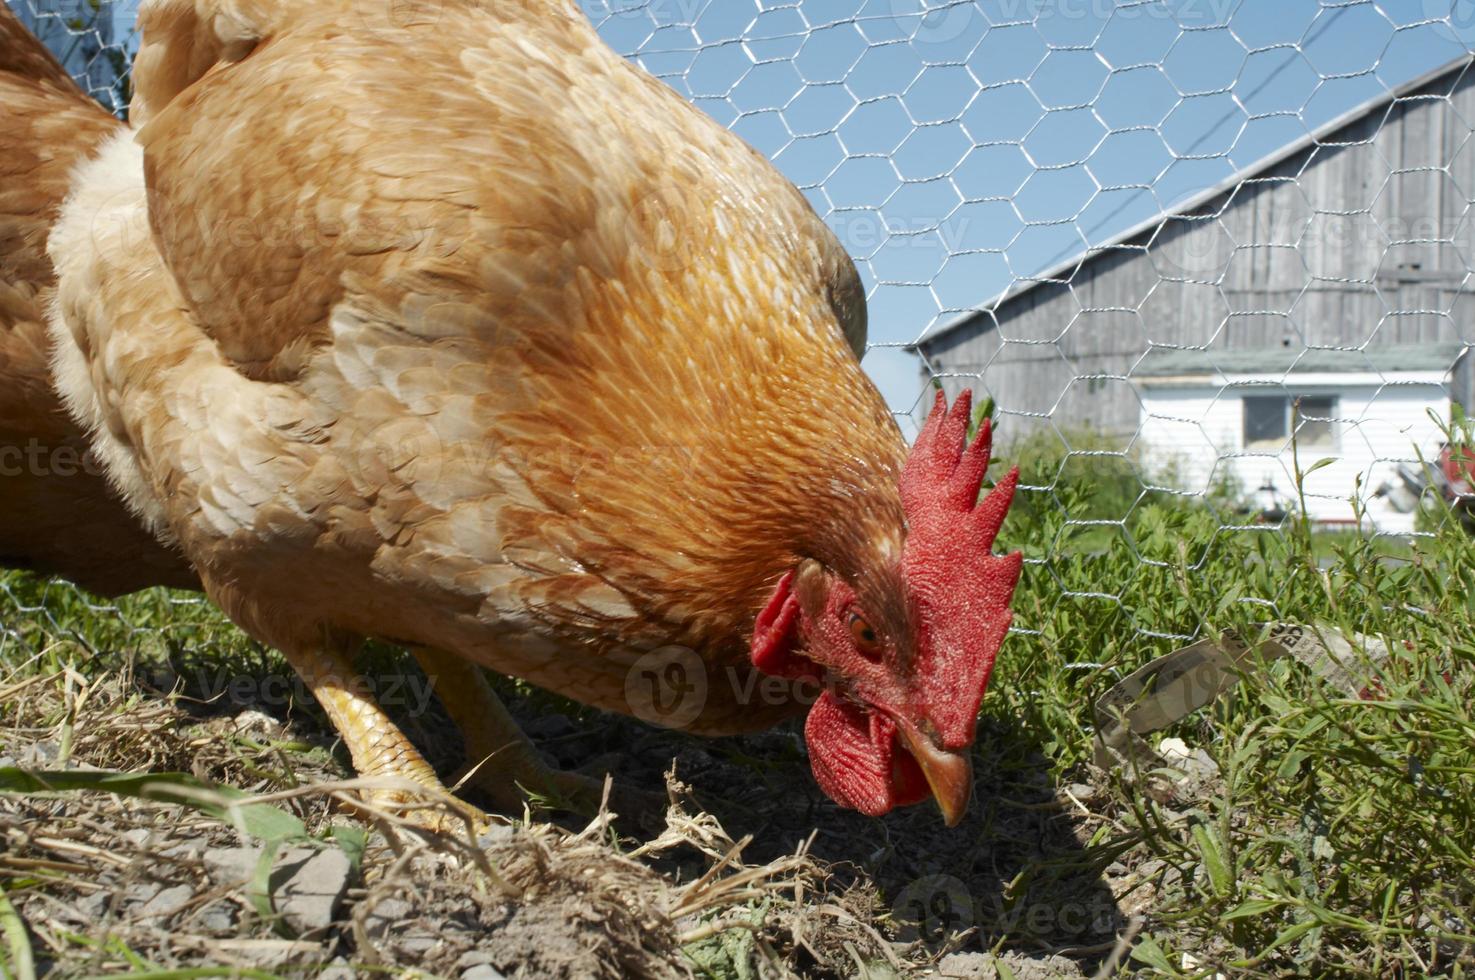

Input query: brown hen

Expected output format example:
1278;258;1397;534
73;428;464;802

47;0;1021;826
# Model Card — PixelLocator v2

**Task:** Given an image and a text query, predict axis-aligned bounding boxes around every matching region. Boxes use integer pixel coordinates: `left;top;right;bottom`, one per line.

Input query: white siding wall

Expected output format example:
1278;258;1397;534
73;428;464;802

1138;375;1450;533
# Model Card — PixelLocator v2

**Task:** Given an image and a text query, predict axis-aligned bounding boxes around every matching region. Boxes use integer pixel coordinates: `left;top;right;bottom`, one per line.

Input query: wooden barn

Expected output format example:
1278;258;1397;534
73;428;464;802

914;55;1475;532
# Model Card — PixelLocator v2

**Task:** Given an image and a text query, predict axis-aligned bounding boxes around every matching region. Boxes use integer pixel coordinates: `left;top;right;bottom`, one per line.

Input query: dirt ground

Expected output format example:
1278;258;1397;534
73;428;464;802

0;645;1172;979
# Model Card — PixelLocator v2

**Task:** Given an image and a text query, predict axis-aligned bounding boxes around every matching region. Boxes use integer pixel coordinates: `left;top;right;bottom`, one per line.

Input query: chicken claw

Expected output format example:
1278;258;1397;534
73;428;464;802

410;648;664;828
279;639;487;833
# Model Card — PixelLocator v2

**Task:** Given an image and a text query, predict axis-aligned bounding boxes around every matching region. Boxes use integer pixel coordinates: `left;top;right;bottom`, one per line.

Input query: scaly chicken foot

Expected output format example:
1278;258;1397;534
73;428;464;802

409;647;663;826
279;638;488;833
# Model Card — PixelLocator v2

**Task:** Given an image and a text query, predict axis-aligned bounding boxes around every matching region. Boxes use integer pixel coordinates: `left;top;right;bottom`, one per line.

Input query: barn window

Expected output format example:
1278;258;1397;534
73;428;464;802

1243;396;1288;449
1242;395;1338;450
1295;396;1337;448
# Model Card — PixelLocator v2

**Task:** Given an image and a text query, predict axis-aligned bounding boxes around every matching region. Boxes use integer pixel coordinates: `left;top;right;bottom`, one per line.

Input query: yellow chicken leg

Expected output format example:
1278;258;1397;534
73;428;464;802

409;647;660;822
409;647;603;811
280;639;485;831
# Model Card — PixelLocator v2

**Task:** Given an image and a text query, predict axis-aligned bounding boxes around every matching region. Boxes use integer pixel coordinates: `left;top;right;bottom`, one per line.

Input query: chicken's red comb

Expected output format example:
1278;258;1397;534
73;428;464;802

902;389;1017;543
900;389;1022;749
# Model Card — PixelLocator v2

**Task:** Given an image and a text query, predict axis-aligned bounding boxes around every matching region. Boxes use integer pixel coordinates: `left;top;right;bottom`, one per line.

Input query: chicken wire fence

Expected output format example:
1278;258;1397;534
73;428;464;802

5;0;1475;657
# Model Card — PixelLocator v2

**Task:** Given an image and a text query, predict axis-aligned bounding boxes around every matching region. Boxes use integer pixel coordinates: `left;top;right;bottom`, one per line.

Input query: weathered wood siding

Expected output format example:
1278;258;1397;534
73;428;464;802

919;61;1475;442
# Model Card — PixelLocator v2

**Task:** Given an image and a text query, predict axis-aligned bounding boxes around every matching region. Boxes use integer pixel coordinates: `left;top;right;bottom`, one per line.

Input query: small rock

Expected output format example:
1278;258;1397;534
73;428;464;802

273;847;352;935
1157;737;1191;761
76;893;109;920
50;891;108;926
205;846;262;887
937;951;999;978
163;839;209;860
318;956;357;980
121;828;154;848
462;966;507;980
137;884;193;923
476;824;517;848
197;900;237;933
363;898;414;941
1156;737;1219;780
203;845;351;936
123;882;162;908
1136;859;1166;880
363;897;440;957
395;932;439;956
15;741;60;766
233;709;282;735
455;951;497;970
1061;782;1101;804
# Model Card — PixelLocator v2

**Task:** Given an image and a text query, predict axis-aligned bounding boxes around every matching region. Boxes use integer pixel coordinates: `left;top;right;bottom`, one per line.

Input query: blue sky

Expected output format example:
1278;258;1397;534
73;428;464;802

579;0;1475;426
23;0;1475;427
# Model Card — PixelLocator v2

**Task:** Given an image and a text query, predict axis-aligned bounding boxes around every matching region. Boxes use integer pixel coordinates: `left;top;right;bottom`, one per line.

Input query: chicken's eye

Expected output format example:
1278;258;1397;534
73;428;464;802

848;612;881;657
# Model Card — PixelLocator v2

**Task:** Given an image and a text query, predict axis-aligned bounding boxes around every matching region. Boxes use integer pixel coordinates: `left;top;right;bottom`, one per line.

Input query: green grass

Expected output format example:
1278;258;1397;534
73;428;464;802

978;421;1475;975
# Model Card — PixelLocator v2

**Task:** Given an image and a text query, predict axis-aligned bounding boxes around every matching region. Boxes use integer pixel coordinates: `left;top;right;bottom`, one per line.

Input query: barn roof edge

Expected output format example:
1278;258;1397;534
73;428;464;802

910;52;1475;353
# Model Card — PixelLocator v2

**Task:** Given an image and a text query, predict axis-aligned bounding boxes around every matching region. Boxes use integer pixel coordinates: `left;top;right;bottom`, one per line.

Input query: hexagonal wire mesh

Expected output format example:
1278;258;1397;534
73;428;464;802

4;0;1475;656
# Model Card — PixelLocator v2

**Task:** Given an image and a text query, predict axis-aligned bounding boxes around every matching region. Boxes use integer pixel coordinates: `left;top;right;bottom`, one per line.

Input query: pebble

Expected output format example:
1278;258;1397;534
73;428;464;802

462;965;508;980
362;897;414;941
203;845;353;936
233;710;281;735
455;951;498;971
197;900;237;933
163;839;209;859
5;741;59;767
137;884;193;922
273;847;352;935
122;828;153;848
1061;782;1100;804
936;951;1087;979
123;882;161;908
318;956;357;980
476;824;517;848
204;847;260;887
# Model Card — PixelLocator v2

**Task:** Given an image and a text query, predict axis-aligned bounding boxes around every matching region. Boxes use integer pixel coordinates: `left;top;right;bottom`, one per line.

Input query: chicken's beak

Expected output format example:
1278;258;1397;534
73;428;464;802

896;722;972;827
